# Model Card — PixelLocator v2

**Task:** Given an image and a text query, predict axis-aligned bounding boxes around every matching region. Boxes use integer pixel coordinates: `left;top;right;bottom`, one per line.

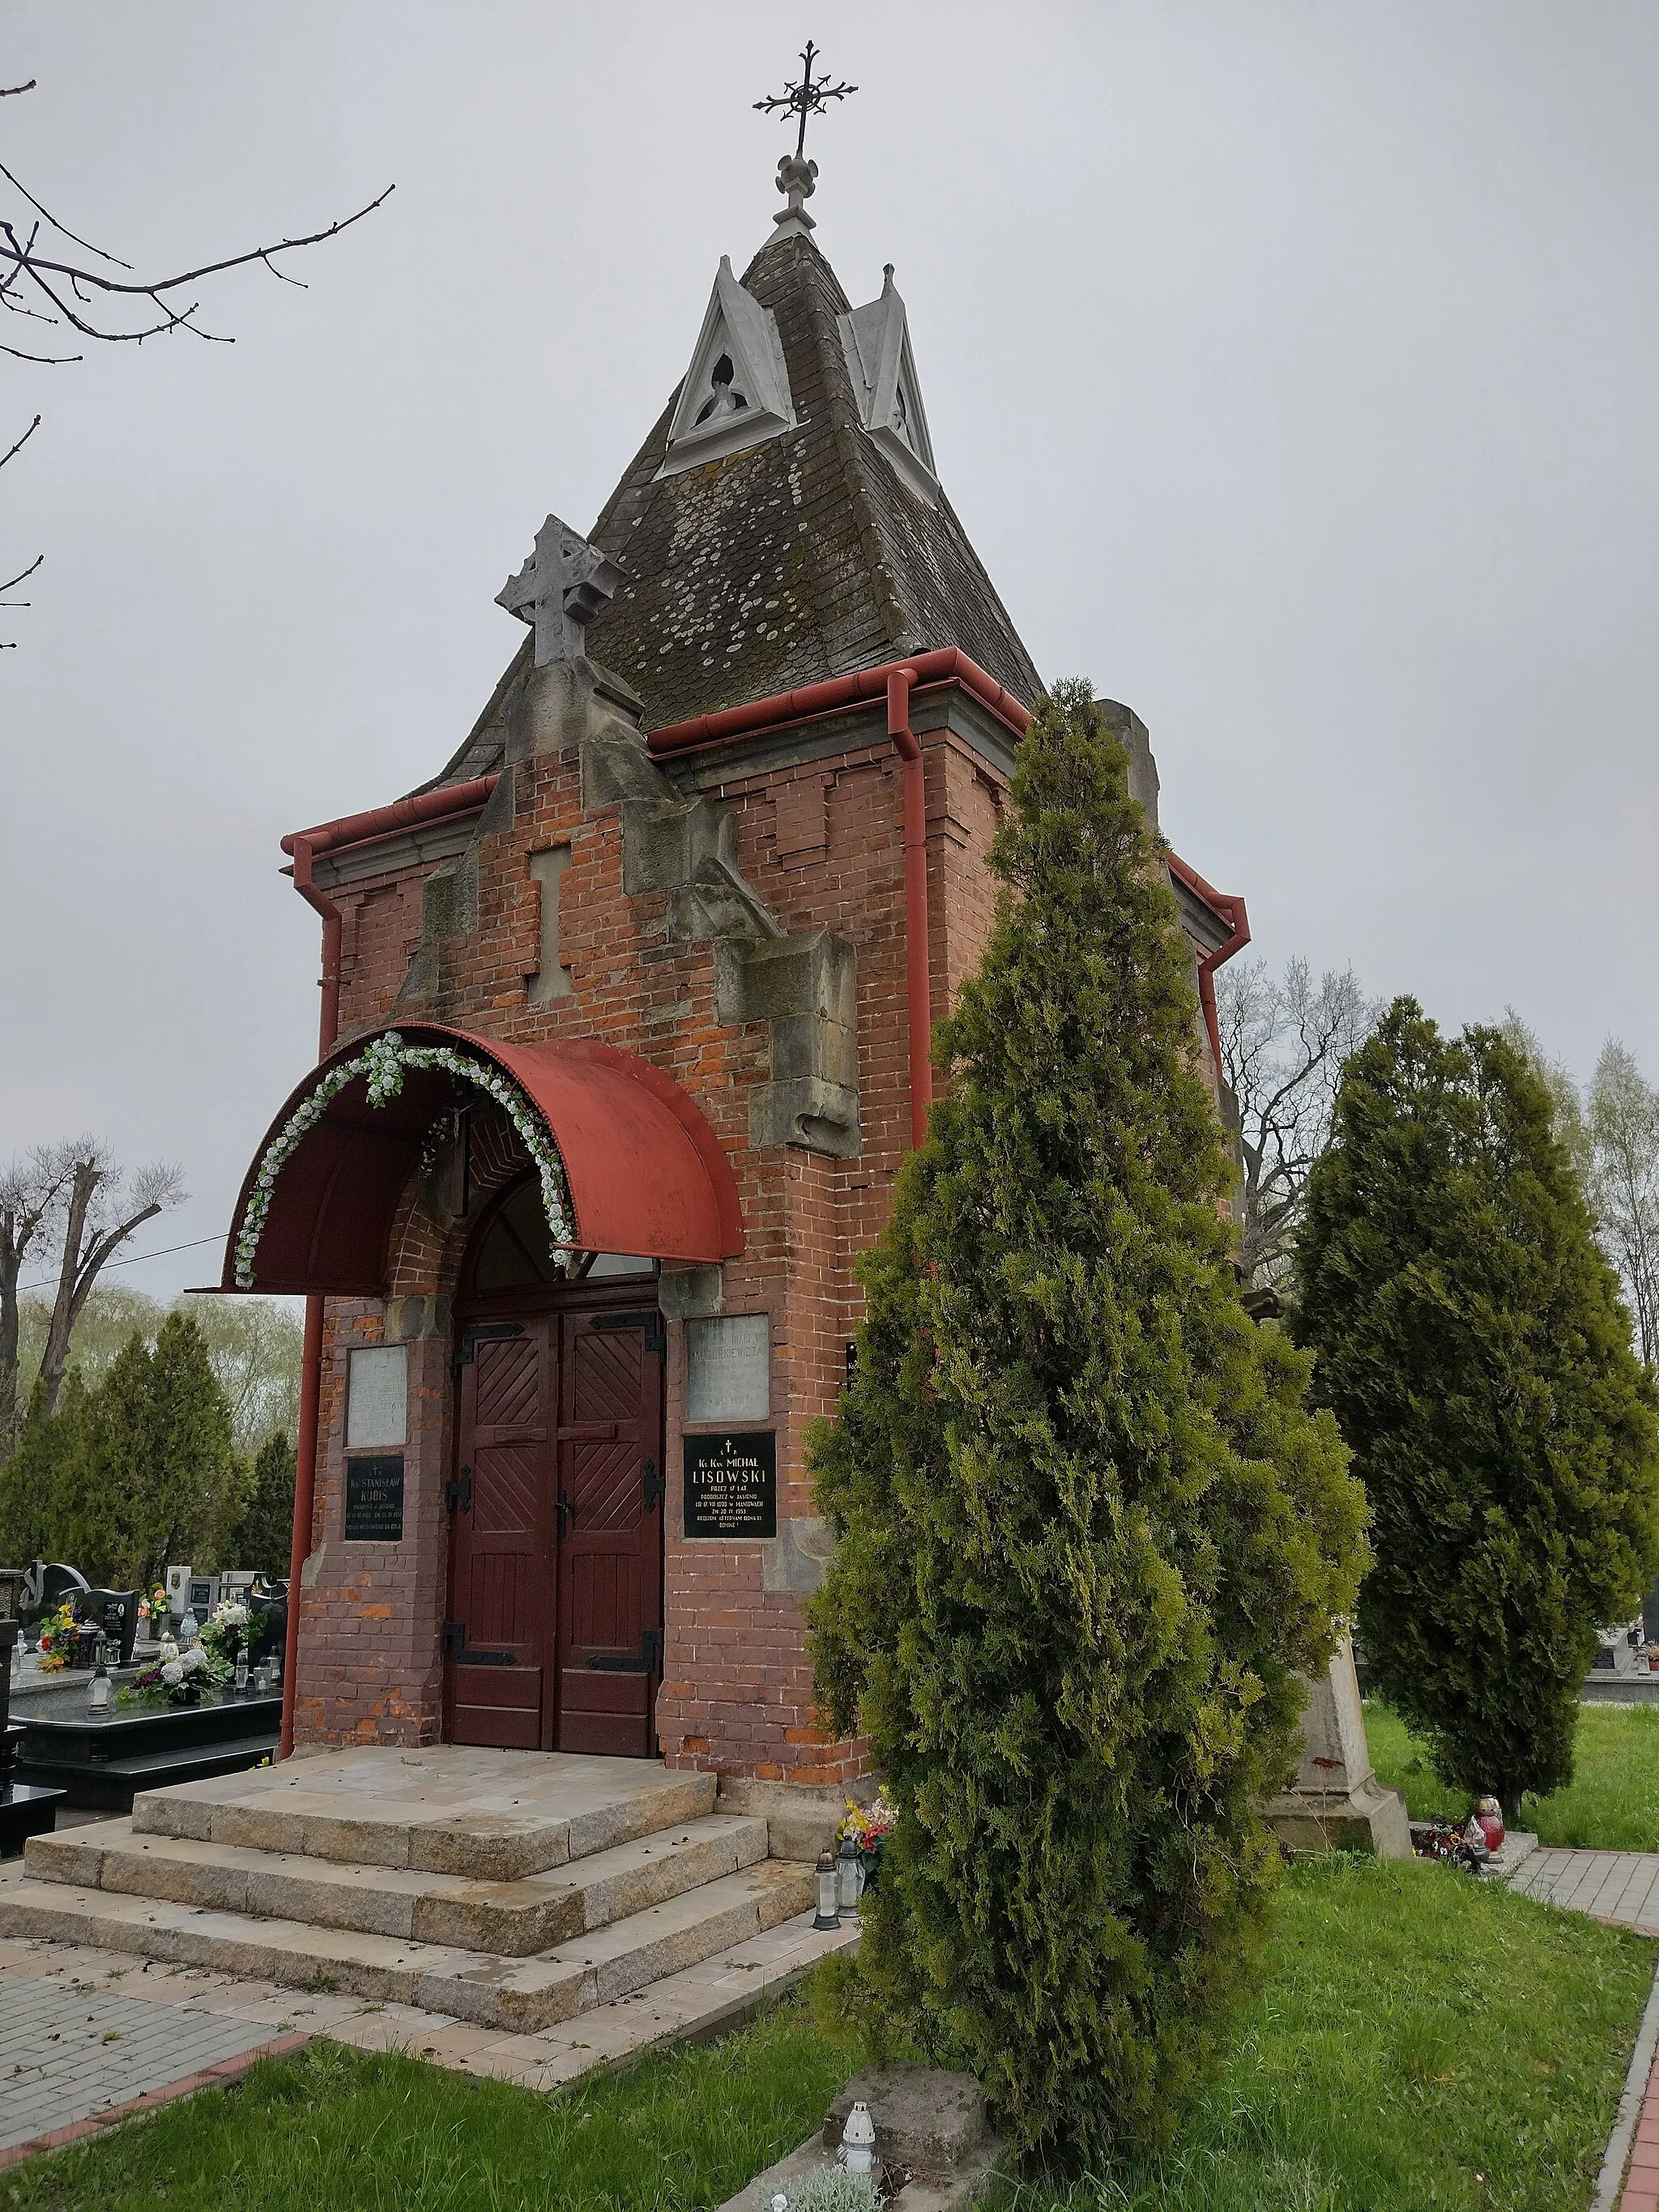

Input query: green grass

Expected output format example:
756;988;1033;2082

1026;1856;1653;2212
1366;1697;1659;1850
0;1993;862;2212
3;1863;1650;2212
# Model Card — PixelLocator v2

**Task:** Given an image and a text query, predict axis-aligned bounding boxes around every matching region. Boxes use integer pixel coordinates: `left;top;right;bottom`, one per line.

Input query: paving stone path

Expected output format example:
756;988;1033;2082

1508;1847;1659;1933
0;1963;303;2162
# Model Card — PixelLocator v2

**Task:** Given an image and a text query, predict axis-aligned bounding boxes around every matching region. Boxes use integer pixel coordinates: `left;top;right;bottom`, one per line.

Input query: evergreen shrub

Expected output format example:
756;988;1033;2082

228;1430;296;1575
0;1313;241;1587
1295;999;1659;1813
807;682;1367;2165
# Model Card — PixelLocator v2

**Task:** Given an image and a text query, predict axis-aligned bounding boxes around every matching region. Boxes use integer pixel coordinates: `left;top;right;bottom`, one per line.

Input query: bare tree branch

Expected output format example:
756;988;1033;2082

0;412;40;471
0;65;390;645
0;549;41;597
1218;957;1378;1300
32;1146;187;1421
0;157;129;266
0;185;394;349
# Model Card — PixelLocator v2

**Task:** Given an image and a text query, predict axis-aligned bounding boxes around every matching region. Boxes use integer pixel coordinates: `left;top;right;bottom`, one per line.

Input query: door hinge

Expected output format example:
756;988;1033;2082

586;1626;665;1676
591;1309;666;1357
443;1619;514;1666
446;1466;472;1513
642;1456;663;1513
452;1321;526;1377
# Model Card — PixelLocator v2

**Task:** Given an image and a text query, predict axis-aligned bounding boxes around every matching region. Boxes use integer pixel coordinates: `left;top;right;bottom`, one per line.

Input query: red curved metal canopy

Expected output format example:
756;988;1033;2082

221;1025;744;1294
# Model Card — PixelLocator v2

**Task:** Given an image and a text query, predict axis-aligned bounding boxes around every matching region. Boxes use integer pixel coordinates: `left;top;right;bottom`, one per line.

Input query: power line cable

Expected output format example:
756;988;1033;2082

15;1233;224;1295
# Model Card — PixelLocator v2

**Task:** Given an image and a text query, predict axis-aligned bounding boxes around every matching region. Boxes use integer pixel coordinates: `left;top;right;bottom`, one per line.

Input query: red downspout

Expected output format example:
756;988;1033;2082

278;837;339;1761
275;775;497;1760
886;667;933;1149
1166;850;1251;1081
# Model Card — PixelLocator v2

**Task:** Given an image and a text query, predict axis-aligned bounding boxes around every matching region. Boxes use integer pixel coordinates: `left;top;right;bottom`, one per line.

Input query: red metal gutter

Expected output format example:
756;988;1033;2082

275;774;497;1761
647;645;1030;760
279;778;501;865
1166;851;1252;1080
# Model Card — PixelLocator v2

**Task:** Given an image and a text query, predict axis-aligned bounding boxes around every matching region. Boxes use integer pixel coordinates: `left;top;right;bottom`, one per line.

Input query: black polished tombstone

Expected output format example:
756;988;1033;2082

20;1561;89;1627
247;1588;288;1668
0;1566;66;1855
79;1589;140;1668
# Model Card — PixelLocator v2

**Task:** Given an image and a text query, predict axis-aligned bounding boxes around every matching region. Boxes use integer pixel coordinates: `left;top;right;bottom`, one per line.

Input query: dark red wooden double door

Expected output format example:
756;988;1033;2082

445;1299;664;1756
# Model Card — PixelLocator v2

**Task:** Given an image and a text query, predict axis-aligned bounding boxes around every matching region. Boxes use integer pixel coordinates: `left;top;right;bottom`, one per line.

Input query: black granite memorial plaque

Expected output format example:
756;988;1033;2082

683;1431;777;1540
344;1455;405;1543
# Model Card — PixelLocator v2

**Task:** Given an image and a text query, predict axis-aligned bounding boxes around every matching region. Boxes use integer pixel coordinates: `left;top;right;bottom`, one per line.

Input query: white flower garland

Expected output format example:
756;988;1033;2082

235;1031;574;1288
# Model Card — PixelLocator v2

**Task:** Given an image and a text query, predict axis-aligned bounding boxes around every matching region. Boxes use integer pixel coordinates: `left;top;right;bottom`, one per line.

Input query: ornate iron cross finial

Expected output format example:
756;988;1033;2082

755;41;856;238
754;40;858;160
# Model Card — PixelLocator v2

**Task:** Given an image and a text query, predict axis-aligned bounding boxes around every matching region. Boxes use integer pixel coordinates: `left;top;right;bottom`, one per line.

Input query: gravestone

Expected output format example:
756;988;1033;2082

1263;1636;1411;1858
0;1567;65;1855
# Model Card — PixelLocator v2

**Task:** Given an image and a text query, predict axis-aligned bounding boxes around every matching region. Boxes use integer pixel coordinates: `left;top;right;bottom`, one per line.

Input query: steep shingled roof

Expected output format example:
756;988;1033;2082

431;231;1040;787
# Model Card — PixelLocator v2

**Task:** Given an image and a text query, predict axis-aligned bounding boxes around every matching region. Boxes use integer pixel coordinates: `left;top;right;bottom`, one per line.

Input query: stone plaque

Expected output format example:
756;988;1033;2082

685;1314;770;1424
347;1345;407;1450
344;1455;405;1543
683;1431;777;1540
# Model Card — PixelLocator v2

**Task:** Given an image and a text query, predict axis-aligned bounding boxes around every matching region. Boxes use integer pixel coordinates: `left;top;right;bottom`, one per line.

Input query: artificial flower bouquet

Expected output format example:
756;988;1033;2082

837;1793;895;1888
198;1596;271;1666
118;1635;228;1709
34;1600;79;1673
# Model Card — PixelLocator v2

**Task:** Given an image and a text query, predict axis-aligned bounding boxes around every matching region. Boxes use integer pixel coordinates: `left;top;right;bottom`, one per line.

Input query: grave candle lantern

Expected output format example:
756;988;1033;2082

840;2101;876;2178
813;1849;841;1931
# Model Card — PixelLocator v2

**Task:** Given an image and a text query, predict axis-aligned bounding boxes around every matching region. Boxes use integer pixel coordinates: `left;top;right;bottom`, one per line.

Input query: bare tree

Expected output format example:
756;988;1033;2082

1215;956;1377;1304
1586;1043;1659;1372
0;1143;73;1450
2;68;390;642
1503;1015;1659;1375
0;1140;185;1458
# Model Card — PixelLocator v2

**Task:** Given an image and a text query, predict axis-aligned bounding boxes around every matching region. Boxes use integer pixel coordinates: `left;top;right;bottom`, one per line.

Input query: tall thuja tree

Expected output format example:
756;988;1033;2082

228;1431;296;1575
1296;1001;1659;1813
0;1375;90;1568
808;682;1367;2165
60;1317;240;1588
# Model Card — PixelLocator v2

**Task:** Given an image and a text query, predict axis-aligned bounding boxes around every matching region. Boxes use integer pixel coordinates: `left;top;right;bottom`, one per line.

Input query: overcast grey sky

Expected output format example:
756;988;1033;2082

3;2;1657;1302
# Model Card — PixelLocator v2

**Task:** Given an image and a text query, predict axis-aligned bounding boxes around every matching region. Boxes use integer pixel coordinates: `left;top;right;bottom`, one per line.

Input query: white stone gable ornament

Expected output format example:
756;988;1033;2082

657;257;797;478
497;514;629;667
838;266;940;506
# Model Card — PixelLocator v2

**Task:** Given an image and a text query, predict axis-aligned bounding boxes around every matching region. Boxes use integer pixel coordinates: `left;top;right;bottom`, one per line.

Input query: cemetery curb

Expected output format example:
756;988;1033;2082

0;2031;312;2172
1593;1957;1659;2212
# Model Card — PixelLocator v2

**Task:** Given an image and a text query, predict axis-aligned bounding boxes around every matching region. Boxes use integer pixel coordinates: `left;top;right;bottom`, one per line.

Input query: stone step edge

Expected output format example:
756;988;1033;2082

468;1916;863;2094
0;1862;817;2035
129;1769;721;1879
25;1813;772;1954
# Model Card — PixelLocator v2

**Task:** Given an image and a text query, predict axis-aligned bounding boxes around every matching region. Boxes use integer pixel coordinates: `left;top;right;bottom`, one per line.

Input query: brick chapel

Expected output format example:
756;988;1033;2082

224;132;1248;1799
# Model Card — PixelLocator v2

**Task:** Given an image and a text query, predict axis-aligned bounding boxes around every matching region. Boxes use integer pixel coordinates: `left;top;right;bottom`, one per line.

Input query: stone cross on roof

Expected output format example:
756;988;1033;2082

496;514;628;667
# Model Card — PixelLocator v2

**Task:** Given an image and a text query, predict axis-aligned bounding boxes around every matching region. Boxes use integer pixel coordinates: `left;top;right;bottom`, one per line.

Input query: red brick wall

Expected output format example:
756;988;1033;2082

293;695;1010;1775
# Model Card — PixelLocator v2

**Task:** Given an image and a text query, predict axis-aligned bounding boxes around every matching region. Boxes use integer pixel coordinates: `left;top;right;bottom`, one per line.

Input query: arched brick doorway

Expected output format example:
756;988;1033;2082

446;1173;666;1757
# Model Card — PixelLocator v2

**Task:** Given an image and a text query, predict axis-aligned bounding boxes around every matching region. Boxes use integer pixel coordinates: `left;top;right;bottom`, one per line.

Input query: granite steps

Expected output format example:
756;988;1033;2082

0;1750;819;2034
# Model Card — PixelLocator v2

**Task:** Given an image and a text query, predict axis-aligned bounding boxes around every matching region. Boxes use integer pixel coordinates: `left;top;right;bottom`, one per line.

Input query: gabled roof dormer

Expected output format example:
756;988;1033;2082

656;255;797;479
838;265;939;507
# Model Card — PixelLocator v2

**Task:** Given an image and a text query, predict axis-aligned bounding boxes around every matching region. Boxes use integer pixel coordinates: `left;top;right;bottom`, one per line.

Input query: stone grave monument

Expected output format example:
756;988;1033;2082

1264;1634;1410;1858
